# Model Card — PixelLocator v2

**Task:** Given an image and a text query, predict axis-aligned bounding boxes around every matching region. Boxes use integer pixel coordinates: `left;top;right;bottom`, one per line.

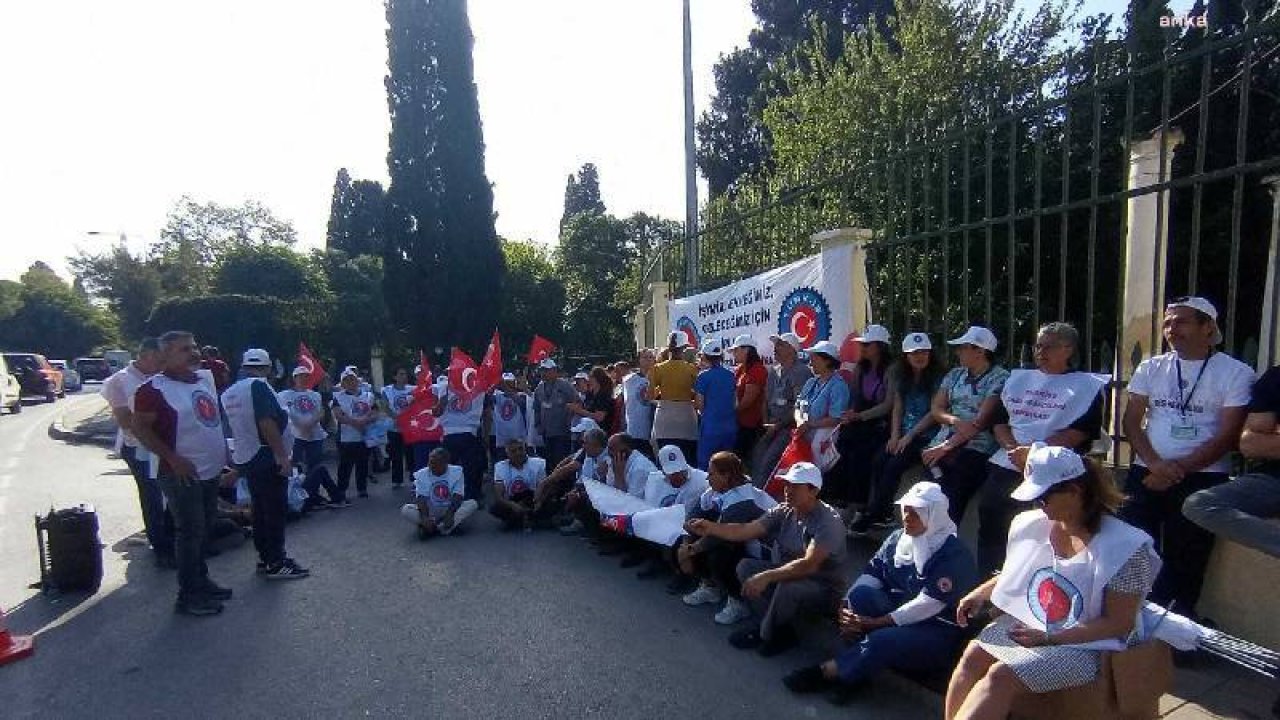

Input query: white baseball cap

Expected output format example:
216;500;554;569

727;333;755;351
854;325;891;344
538;358;558;370
573;371;589;380
1166;296;1223;345
241;348;271;367
806;340;840;361
947;326;999;352
570;417;599;434
768;332;803;350
291;365;310;376
669;330;690;347
340;368;359;380
777;461;823;490
700;340;723;357
501;372;516;382
658;444;689;474
902;332;932;353
1011;442;1087;501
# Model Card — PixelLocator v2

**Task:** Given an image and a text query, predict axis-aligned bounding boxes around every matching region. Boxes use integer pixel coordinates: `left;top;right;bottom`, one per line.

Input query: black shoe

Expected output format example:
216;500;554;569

666;575;697;595
758;625;799;657
175;596;223;616
417;525;433;541
637;562;666;580
201;582;233;600
204;545;221;558
729;628;763;650
783;665;831;694
620;553;646;568
263;561;310;580
154;553;176;570
847;513;879;537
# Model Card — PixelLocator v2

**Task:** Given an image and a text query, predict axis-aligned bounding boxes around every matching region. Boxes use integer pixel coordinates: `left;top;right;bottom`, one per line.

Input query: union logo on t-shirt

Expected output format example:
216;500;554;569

509;477;528;495
499;399;517;421
431;481;451;501
393;393;411;411
192;390;221;428
354;400;371;415
295;395;317;414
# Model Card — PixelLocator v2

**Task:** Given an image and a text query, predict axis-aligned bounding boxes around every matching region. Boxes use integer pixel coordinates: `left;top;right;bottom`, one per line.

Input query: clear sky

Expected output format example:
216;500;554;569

0;0;1170;283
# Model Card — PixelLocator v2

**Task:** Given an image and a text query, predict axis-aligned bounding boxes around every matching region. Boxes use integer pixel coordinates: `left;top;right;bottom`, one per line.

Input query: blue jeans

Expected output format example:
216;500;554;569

292;438;324;474
1183;473;1280;558
121;446;173;557
834;584;963;685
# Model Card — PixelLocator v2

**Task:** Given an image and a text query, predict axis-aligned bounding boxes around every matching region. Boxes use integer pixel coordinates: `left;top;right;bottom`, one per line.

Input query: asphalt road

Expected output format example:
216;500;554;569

0;393;938;719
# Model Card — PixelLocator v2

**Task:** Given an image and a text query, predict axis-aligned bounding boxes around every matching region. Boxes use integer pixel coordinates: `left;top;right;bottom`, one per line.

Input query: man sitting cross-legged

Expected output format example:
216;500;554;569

489;438;549;531
530;426;610;534
687;461;849;657
400;448;479;539
625;444;712;576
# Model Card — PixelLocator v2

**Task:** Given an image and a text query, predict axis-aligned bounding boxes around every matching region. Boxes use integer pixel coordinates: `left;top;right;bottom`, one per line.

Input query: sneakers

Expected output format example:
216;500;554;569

558;519;584;536
683;583;725;607
715;596;753;625
758;625;799;657
263;560;310;580
175;596;223;616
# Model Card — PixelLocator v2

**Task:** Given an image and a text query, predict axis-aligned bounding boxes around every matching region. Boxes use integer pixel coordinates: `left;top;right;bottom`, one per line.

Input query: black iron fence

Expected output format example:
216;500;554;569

643;13;1280;376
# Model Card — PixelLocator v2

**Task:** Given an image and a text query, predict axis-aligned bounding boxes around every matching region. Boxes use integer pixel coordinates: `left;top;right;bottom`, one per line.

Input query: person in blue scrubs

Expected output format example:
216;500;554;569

782;481;978;705
694;340;737;470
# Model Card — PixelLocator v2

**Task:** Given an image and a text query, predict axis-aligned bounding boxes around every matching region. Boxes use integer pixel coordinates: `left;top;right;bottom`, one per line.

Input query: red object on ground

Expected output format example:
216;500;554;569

0;606;34;666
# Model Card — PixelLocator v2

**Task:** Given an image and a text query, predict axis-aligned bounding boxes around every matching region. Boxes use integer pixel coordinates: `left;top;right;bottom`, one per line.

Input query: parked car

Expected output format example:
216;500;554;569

0;354;21;414
1;352;64;402
49;360;81;393
74;356;112;382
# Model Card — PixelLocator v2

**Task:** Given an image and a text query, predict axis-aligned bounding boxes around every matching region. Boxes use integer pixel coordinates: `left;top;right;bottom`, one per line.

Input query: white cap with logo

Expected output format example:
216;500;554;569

768;332;803;350
806;340;840;361
700;340;723;357
1166;296;1224;345
947;326;999;352
291;365;310;376
727;333;755;351
1011;442;1087;501
658;444;690;474
538;358;558;370
776;461;823;490
902;332;932;353
241;348;271;367
570;417;599;434
501;372;516;382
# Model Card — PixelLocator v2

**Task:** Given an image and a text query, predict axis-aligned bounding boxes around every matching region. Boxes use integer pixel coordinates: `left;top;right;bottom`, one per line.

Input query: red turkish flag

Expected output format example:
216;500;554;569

526;335;556;364
764;430;817;500
447;347;483;405
415;350;432;388
478;330;502;391
297;343;326;390
399;367;443;444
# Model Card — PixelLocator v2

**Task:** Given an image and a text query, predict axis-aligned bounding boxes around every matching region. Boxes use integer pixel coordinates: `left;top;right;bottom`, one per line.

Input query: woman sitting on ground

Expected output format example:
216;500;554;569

784;481;978;706
945;444;1159;720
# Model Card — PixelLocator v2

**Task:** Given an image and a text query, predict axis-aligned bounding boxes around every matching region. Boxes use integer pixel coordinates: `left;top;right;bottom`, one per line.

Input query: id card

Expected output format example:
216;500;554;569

1170;424;1199;440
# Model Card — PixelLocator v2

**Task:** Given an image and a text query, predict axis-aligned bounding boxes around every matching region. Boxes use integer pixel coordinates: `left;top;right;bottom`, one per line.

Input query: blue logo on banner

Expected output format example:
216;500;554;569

778;287;831;348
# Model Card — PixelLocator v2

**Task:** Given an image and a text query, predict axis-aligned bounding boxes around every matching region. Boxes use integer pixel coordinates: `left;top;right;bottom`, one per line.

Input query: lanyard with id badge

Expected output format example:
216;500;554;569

1171;353;1213;440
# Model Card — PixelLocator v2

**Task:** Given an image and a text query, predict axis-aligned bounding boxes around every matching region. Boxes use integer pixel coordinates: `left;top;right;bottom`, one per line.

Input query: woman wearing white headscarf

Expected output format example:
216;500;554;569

782;481;979;705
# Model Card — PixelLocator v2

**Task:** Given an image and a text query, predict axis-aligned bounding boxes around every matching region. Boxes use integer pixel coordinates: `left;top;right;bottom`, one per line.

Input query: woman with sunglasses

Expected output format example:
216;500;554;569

945;444;1158;720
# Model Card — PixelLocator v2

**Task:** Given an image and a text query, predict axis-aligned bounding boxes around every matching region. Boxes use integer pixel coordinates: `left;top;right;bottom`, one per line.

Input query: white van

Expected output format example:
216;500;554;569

0;354;21;414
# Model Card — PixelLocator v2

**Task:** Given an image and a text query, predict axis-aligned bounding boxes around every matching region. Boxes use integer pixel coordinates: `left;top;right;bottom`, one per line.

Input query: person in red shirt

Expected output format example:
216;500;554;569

201;345;233;394
728;334;769;464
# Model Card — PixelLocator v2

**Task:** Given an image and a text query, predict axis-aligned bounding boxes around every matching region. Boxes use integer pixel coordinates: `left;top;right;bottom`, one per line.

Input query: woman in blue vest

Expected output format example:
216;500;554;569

783;480;978;705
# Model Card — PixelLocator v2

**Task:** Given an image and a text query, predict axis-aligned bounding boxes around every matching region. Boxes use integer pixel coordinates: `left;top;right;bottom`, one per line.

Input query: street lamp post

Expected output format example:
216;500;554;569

682;0;699;289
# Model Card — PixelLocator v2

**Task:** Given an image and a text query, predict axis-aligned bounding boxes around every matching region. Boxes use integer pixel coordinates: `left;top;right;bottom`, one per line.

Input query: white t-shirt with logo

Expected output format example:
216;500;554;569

440;388;484;436
621;372;653;441
101;362;151;448
412;464;465;520
332;390;376;443
643;468;710;513
382;384;415;421
278;389;328;442
599;450;658;498
490;391;528;446
494;456;547;497
1128;351;1254;473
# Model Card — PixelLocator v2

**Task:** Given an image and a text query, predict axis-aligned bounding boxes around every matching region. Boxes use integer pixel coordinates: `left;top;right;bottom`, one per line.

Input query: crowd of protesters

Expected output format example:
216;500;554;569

98;295;1280;717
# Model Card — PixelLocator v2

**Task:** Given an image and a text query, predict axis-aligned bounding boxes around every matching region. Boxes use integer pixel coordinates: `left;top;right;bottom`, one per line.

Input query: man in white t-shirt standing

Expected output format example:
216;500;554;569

621;350;657;461
101;337;173;568
1121;296;1254;617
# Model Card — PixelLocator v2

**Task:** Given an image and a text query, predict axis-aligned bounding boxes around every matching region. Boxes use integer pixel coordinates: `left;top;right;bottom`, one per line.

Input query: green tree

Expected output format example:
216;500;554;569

213;245;330;301
383;0;505;356
0;263;117;358
499;239;566;360
315;249;391;368
326;168;388;257
151;196;299;295
557;213;635;357
560;163;606;230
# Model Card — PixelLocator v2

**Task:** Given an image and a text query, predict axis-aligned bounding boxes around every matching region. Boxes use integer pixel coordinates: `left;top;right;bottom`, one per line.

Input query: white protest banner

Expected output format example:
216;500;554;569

582;479;651;517
630;506;688;547
668;244;855;361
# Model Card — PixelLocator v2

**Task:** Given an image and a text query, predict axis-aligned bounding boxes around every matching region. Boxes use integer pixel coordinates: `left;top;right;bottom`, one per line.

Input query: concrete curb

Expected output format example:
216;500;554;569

48;417;115;448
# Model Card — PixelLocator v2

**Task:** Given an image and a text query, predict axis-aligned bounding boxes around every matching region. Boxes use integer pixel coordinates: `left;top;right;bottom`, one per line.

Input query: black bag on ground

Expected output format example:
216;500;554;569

35;505;103;593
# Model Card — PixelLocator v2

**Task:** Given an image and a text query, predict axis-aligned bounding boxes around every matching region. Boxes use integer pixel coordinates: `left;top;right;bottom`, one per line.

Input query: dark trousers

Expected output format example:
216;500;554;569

490;438;509;466
336;441;369;497
157;476;219;601
543;434;572;471
291;438;324;474
121;446;173;557
978;464;1026;576
386;431;412;485
444;432;485;501
701;542;750;598
936;447;994;525
735;426;765;466
244;457;288;567
827;424;889;504
490;489;535;529
302;466;341;505
1120;466;1227;615
866;436;930;520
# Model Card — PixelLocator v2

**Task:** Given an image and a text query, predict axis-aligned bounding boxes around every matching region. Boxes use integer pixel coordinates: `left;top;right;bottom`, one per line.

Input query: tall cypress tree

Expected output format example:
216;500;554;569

560;163;606;230
383;0;504;354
